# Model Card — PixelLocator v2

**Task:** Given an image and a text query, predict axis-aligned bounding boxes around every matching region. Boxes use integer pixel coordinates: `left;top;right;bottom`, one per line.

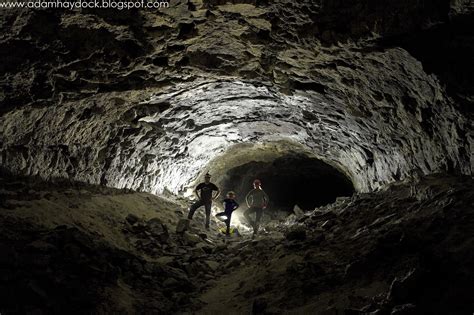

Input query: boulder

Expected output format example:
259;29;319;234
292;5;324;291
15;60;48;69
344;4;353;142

293;204;305;217
203;260;220;272
285;226;307;241
183;232;202;245
190;246;207;256
131;222;147;233
162;277;179;288
215;243;227;252
195;242;214;254
125;213;139;225
147;218;169;243
225;257;241;268
176;219;190;233
156;256;175;265
197;233;208;239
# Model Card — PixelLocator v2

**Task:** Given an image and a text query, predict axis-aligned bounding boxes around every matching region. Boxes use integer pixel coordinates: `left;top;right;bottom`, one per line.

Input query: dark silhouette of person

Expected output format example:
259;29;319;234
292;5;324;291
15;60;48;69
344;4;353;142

244;179;269;235
188;172;220;229
216;191;239;236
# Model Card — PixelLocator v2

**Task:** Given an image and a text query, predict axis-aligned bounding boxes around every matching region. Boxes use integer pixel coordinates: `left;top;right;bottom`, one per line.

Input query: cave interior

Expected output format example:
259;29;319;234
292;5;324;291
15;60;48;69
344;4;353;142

0;0;473;314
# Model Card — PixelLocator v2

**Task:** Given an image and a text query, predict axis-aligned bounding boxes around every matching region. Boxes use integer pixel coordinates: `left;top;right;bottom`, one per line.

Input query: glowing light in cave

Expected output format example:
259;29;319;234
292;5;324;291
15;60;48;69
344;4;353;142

211;206;252;233
230;213;253;233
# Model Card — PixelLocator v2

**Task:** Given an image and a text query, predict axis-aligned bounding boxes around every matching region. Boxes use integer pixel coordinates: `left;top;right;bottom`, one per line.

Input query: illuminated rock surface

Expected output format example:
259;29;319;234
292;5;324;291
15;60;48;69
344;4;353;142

0;1;473;194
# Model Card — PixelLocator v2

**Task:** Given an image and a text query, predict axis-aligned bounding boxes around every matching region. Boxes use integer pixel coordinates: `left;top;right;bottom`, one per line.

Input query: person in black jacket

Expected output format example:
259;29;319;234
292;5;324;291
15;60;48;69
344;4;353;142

216;191;239;236
188;172;220;229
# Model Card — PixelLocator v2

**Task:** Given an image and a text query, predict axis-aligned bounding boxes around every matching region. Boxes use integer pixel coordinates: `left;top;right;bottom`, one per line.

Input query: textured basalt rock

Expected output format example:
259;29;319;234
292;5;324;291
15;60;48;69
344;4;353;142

0;0;473;195
1;173;472;314
0;77;471;195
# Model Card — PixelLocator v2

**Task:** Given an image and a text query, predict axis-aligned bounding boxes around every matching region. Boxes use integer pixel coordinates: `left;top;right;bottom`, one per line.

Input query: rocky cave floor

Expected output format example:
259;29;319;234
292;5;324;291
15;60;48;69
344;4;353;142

0;172;473;314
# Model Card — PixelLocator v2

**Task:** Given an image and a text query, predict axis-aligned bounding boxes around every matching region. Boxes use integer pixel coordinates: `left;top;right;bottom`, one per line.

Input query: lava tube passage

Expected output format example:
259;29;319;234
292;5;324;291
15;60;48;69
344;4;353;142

197;142;355;222
219;153;354;213
1;0;473;313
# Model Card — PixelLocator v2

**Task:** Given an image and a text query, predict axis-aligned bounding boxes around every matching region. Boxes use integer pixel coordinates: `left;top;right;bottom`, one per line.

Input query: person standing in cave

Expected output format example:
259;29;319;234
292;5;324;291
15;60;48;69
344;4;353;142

215;191;239;236
244;179;269;235
188;172;220;230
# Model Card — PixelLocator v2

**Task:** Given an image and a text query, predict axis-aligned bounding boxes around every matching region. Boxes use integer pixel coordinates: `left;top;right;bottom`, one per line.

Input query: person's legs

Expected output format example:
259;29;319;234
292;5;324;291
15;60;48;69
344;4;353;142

204;202;212;229
215;212;226;221
254;207;264;234
244;207;257;228
215;212;231;235
225;214;231;235
188;200;204;220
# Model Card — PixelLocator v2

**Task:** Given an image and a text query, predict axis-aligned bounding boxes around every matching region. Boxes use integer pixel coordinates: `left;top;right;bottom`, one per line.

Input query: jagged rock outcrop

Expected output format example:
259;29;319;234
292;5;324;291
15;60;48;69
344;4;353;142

200;174;474;314
1;172;472;314
0;76;470;195
1;1;473;196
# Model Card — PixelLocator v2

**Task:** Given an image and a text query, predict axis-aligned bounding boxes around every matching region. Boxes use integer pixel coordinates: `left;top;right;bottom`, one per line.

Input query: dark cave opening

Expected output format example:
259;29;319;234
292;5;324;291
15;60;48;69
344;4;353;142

219;154;354;213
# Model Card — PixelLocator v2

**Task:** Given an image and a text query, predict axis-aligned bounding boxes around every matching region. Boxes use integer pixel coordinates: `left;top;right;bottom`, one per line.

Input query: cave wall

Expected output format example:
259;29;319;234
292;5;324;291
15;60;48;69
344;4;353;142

1;77;469;195
0;0;472;195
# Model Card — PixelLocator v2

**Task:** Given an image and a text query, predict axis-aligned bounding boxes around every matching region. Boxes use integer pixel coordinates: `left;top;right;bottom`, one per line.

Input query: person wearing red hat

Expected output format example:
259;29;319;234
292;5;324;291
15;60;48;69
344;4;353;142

244;179;269;235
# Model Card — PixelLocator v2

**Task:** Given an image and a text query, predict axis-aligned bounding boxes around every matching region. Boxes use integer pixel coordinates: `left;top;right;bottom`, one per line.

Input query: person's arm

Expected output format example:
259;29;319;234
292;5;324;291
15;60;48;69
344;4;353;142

212;184;220;200
263;191;269;209
233;201;239;211
245;190;252;208
195;184;202;199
